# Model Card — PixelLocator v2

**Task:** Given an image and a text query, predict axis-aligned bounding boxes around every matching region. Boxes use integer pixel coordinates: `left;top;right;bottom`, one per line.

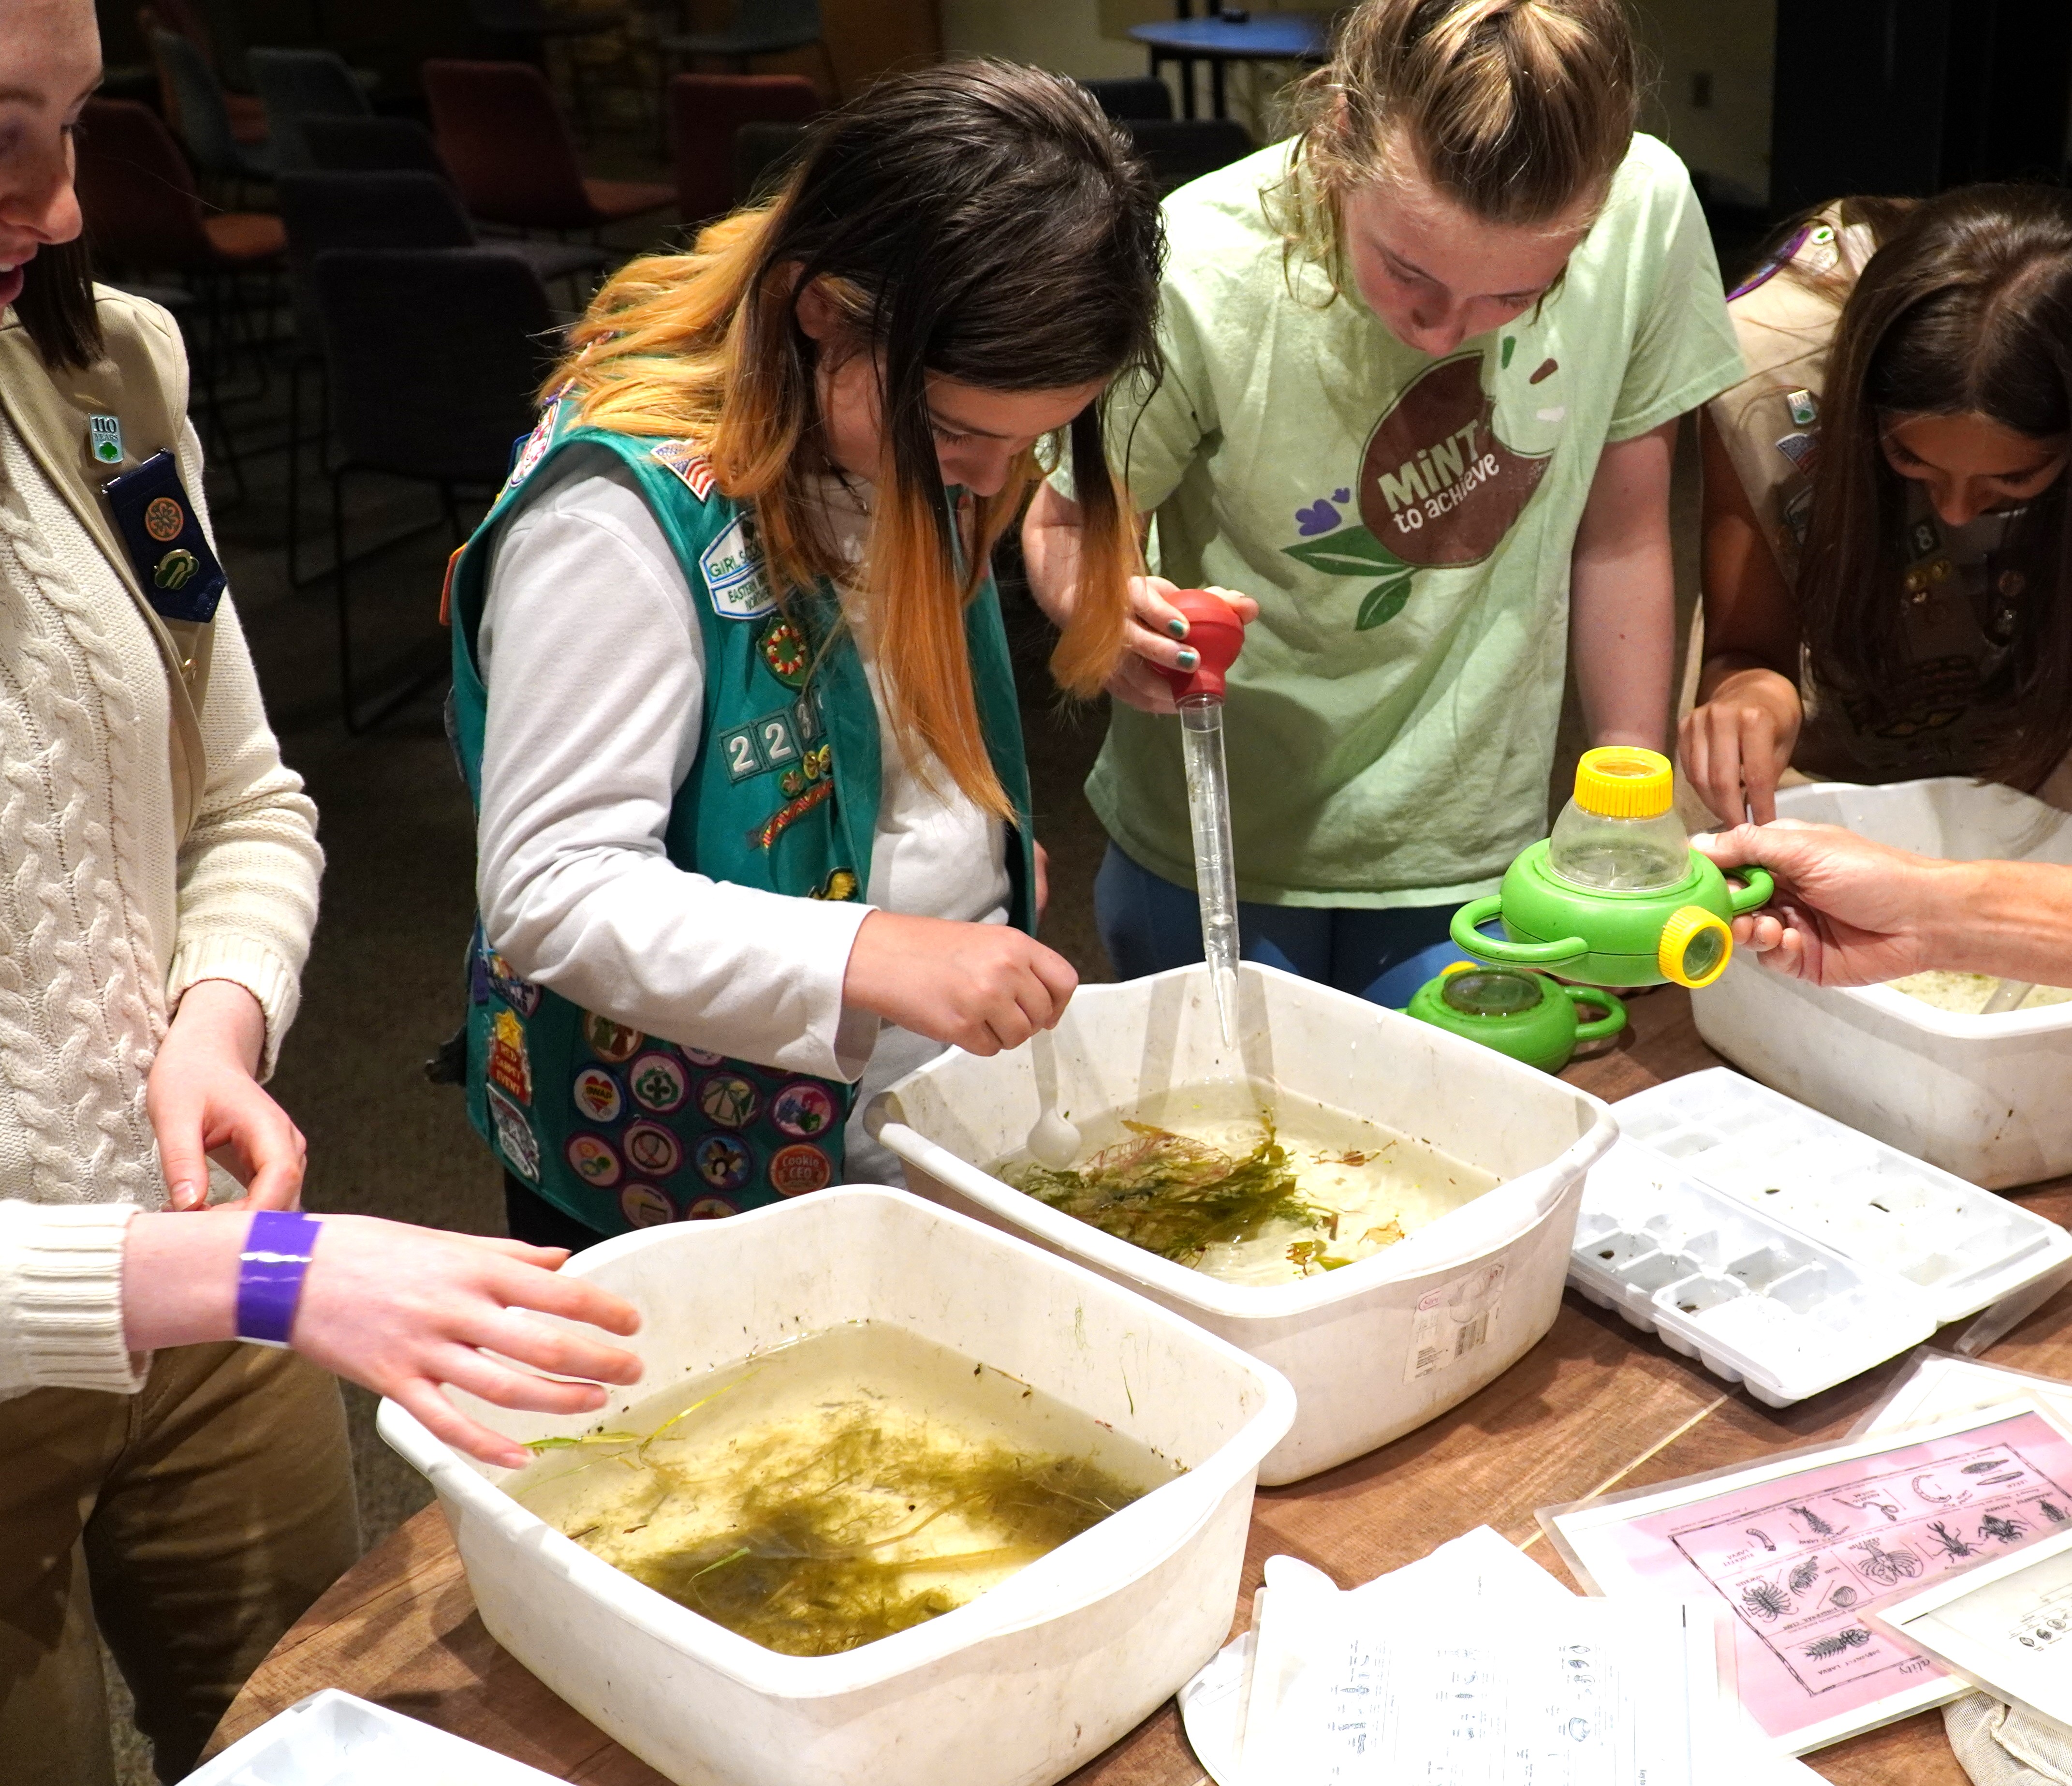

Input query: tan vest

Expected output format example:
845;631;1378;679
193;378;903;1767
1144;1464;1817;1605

0;289;215;841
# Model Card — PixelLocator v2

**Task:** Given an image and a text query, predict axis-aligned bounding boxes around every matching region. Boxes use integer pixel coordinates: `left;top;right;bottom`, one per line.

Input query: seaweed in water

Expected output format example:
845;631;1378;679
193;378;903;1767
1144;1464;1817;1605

522;1386;1153;1659
1008;1121;1338;1266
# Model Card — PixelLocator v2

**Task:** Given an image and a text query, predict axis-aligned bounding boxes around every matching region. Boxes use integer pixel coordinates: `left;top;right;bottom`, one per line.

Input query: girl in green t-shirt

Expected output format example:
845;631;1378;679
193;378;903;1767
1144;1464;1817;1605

1026;0;1743;1006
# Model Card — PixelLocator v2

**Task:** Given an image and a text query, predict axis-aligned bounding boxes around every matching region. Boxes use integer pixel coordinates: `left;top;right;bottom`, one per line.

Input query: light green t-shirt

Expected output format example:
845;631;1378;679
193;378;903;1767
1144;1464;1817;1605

1077;133;1743;908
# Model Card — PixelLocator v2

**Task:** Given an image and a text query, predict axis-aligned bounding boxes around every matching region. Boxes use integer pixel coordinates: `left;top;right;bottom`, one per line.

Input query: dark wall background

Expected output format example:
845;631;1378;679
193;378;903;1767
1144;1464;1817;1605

1771;0;2072;215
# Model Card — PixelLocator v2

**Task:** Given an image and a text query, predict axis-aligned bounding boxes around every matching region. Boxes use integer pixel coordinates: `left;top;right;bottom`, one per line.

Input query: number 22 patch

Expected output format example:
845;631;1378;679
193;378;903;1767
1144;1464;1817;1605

719;708;803;782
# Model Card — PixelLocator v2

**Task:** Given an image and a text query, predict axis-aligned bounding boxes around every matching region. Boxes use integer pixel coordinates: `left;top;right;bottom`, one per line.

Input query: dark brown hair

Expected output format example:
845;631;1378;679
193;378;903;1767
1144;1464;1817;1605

559;60;1164;815
1800;184;2072;790
15;236;102;371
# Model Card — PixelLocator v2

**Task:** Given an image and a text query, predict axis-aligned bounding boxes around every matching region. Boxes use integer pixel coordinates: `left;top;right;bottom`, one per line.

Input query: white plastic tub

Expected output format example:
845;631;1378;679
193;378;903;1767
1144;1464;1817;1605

378;1186;1294;1786
867;962;1617;1486
1692;778;2072;1186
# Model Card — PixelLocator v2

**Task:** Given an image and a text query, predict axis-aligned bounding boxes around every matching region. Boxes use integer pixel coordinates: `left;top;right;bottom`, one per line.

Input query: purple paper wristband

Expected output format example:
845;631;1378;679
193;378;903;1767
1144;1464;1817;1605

236;1209;323;1348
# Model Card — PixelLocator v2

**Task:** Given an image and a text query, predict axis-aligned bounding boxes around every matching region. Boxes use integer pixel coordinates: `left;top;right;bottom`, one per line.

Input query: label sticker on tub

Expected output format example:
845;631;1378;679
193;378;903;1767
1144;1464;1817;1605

1405;1263;1506;1382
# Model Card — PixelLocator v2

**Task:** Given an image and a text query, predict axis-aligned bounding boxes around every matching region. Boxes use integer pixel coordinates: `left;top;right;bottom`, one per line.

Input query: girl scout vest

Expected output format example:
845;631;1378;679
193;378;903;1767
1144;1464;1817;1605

447;399;1036;1237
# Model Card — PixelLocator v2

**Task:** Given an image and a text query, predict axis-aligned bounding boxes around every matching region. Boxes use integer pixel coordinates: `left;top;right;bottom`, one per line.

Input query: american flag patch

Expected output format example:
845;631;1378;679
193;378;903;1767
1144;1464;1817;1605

650;439;716;499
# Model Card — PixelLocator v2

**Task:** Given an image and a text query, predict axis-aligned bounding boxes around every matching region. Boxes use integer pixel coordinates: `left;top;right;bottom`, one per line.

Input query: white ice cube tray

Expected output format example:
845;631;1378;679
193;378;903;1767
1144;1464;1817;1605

1612;1069;2072;1328
184;1689;559;1786
1571;1139;1938;1405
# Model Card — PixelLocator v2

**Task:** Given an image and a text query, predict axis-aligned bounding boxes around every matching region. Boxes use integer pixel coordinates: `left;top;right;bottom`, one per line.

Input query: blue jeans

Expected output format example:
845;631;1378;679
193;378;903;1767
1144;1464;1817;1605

1094;843;1471;1010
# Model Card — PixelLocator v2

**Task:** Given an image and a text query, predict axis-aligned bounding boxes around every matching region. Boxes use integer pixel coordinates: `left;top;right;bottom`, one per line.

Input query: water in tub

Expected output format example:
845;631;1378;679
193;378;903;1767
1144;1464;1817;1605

1885;971;2072;1014
509;1321;1180;1658
997;1081;1500;1286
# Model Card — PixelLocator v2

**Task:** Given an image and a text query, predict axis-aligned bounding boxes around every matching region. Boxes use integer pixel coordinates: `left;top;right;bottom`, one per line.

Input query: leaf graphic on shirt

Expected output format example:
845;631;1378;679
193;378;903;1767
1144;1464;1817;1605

1281;524;1407;578
1355;577;1412;631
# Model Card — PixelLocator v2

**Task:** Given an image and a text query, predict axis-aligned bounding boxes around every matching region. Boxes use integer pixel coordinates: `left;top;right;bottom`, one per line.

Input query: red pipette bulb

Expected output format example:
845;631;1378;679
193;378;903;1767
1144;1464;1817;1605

1154;590;1246;701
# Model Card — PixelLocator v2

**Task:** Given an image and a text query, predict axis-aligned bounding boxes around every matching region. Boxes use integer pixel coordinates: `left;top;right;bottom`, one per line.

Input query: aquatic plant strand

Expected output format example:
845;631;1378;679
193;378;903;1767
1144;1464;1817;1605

1007;1121;1336;1266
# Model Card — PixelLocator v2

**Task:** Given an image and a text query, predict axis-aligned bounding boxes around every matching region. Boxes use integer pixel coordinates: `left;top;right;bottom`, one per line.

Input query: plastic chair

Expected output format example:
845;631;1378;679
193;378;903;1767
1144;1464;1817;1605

1121;118;1254;194
423;59;673;233
148;27;273;185
73;98;284;487
310;248;558;731
657;0;834;148
470;0;629;131
276;171;606;587
74;98;284;274
138;0;266;144
249;47;369;174
669;73;819;221
1082;75;1174;121
302;115;449;177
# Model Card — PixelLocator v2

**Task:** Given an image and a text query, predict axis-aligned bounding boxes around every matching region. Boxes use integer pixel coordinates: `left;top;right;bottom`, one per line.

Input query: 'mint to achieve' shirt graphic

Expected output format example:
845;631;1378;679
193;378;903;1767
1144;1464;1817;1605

1284;353;1554;632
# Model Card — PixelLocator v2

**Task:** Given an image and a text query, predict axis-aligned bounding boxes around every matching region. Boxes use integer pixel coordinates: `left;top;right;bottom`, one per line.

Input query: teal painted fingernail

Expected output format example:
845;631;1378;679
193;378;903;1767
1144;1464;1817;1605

1167;617;1190;639
1176;647;1199;670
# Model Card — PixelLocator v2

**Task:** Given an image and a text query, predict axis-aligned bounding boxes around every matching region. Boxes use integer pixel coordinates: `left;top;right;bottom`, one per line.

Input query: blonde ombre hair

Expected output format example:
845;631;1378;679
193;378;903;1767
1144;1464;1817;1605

1274;0;1639;286
550;62;1163;820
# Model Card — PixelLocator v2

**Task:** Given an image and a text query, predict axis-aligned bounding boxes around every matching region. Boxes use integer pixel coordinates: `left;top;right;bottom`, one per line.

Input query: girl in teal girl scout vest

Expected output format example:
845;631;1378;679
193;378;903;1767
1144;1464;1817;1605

447;62;1162;1244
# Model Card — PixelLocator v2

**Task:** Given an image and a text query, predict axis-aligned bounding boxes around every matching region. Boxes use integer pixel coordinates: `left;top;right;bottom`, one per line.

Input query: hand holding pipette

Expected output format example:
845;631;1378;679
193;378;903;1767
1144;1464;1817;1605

1105;577;1259;713
1155;590;1249;1048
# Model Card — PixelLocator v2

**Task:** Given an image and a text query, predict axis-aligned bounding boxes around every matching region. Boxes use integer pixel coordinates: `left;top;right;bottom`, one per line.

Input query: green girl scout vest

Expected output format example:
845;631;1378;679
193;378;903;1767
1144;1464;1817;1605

447;396;1036;1237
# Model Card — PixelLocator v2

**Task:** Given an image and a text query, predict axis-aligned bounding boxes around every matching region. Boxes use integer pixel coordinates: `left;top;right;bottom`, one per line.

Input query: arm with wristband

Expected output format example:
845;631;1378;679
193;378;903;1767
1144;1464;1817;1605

114;1204;642;1466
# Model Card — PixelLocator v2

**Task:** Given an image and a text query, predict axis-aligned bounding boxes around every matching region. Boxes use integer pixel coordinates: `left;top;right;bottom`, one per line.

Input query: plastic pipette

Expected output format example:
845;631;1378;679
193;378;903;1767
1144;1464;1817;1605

1156;591;1248;1048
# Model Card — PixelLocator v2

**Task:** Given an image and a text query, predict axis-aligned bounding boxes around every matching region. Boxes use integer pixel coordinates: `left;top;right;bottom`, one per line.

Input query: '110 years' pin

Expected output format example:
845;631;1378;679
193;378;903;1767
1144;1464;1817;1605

89;414;122;466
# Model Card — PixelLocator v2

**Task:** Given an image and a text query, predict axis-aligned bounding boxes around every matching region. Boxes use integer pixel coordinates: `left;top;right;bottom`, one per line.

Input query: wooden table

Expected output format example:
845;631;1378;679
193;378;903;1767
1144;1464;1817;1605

207;987;2072;1784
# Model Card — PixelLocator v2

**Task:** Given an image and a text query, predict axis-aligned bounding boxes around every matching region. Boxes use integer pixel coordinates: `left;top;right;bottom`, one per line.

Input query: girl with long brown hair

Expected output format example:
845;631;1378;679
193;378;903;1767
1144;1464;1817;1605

1024;0;1744;1008
446;61;1162;1245
1682;185;2072;821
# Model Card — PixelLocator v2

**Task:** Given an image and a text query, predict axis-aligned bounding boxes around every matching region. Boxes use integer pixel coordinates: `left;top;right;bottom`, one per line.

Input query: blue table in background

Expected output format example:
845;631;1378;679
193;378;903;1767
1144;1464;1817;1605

1129;11;1332;119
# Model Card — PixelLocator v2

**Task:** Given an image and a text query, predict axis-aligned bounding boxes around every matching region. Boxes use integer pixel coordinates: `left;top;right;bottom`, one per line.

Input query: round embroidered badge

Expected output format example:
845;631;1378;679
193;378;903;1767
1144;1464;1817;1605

627;1051;690;1113
619;1183;675;1227
694;1133;752;1192
572;1066;623;1124
686;1196;737;1220
622;1120;682;1177
697;1073;760;1129
769;1080;837;1139
768;1142;833;1196
566;1133;621;1187
582;1011;644;1063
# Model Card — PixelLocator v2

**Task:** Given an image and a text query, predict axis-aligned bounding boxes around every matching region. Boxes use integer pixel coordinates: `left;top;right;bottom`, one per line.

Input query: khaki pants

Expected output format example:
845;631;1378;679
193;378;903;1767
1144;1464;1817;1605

0;1342;360;1785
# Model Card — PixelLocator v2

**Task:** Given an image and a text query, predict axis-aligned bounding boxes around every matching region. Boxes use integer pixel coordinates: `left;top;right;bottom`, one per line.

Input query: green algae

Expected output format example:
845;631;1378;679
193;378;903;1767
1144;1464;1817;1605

511;1325;1172;1659
1007;1121;1334;1267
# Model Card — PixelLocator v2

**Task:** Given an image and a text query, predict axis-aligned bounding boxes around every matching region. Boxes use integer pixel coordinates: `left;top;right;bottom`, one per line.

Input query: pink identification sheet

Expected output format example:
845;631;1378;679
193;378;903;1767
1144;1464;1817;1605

1542;1403;2072;1754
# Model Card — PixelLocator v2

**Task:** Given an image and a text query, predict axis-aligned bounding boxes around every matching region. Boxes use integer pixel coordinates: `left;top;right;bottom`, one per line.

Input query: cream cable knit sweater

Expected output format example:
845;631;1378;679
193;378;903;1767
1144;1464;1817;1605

0;370;321;1402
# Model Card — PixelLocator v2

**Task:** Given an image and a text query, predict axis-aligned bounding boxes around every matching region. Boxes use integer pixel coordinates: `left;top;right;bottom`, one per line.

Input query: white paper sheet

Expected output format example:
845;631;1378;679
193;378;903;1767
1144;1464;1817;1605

1179;1528;1738;1786
1874;1526;2072;1740
1859;1351;2072;1440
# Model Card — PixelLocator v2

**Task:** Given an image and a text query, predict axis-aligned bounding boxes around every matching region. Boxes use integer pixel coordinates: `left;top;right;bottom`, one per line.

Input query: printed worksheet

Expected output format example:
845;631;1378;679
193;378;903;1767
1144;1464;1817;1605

1877;1525;2072;1736
1547;1404;2072;1752
1236;1566;1727;1786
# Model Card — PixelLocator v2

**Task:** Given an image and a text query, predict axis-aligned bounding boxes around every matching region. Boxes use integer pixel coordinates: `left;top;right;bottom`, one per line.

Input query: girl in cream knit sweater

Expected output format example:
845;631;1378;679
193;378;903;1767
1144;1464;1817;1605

0;6;643;1780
